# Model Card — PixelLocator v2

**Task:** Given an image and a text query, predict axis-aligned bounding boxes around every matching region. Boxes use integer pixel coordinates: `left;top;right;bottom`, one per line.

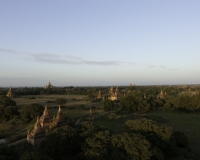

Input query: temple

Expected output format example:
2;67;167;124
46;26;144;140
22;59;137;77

39;105;52;130
108;86;123;101
157;90;167;99
6;87;15;98
97;90;103;100
27;117;45;146
27;105;69;146
49;105;68;130
44;81;54;89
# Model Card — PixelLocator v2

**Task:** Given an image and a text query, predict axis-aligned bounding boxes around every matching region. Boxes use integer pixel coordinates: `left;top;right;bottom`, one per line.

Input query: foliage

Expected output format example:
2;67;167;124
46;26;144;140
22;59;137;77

20;103;43;122
112;133;155;160
103;99;114;111
78;121;99;138
0;96;18;121
38;125;80;160
0;96;16;107
83;130;112;159
120;93;150;112
176;93;200;111
125;118;173;140
0;145;19;160
124;118;179;159
108;113;121;120
172;131;189;148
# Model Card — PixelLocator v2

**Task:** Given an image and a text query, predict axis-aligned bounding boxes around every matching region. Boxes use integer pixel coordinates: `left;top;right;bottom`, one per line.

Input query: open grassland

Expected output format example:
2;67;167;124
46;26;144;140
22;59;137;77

13;95;91;109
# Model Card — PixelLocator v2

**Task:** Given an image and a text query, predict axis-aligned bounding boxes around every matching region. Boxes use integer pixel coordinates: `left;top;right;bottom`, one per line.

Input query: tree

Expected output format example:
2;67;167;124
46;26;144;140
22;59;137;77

20;103;43;122
0;96;16;107
112;133;155;160
0;95;18;121
125;118;173;140
120;93;150;112
4;106;18;119
55;98;67;105
83;130;112;160
103;99;114;111
176;94;198;112
38;125;80;160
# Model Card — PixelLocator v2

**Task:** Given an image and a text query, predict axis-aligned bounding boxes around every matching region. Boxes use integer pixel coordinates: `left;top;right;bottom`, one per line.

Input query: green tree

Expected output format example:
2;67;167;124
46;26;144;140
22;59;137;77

112;133;156;160
83;130;112;160
125;118;173;140
38;125;80;160
4;106;18;119
20;103;43;122
176;94;198;111
0;96;16;107
120;93;150;112
103;99;114;111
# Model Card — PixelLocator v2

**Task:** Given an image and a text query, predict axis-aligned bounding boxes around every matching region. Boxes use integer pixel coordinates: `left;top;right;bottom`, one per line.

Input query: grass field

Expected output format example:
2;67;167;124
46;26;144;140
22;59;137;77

1;95;200;158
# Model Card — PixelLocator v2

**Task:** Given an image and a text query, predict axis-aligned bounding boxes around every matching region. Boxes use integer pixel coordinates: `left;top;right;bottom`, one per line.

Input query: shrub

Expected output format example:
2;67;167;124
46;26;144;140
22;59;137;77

103;99;114;111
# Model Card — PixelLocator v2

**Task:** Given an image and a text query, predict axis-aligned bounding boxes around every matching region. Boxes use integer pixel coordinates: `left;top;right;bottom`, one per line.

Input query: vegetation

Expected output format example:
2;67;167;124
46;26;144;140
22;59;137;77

0;96;18;121
20;103;43;122
0;85;200;159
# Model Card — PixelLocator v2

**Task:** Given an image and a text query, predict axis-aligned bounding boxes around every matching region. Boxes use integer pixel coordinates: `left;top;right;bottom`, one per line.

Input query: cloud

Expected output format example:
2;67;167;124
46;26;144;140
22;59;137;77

143;64;178;71
0;47;135;66
0;47;177;70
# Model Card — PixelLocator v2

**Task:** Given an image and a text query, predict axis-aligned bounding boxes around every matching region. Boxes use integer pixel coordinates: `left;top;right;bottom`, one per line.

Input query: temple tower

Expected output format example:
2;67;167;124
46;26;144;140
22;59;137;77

40;105;52;130
97;90;103;100
6;87;14;98
49;105;67;130
27;117;45;146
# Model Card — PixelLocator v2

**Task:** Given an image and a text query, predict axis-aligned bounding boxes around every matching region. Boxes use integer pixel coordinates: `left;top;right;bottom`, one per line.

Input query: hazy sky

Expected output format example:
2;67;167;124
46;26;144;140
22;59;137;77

0;0;200;87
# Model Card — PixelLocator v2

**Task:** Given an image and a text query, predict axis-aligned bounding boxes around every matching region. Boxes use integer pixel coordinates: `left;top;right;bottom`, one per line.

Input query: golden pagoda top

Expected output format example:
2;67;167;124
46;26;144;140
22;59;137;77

33;117;43;134
44;81;54;89
6;86;14;98
56;105;64;121
41;105;50;118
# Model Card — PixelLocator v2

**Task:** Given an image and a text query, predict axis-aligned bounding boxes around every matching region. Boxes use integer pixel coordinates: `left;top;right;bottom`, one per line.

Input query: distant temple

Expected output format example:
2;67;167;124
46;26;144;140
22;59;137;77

157;90;167;99
27;105;69;146
97;90;103;100
44;81;54;89
6;87;15;98
108;86;124;101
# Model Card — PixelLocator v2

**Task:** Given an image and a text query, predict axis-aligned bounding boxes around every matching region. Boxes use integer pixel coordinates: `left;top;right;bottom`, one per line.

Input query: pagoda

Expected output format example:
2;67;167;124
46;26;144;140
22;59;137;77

27;117;45;146
6;87;15;98
44;81;54;89
39;105;52;130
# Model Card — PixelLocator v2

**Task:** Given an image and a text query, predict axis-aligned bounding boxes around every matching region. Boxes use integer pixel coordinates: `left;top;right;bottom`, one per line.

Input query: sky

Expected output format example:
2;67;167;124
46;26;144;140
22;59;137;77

0;0;200;87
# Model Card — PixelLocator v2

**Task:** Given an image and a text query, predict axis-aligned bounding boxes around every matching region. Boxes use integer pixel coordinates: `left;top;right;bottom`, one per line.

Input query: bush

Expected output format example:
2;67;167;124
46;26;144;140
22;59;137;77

108;113;121;120
103;99;114;111
20;103;43;122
